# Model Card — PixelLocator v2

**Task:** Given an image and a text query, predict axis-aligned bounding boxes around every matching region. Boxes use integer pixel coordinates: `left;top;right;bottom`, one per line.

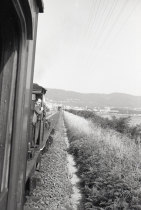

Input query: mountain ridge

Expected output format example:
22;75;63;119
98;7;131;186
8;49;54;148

45;88;141;108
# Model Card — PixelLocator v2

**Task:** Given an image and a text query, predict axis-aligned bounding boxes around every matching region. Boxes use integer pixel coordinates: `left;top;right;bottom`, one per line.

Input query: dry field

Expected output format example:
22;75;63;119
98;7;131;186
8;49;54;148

129;116;141;126
100;113;141;127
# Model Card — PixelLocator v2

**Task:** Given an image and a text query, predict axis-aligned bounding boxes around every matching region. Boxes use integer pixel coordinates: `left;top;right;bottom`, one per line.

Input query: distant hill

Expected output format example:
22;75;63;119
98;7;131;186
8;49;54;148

45;88;141;108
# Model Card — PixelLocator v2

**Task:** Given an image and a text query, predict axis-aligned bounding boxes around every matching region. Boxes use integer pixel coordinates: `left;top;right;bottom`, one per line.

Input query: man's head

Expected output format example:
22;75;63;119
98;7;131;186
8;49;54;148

36;98;42;105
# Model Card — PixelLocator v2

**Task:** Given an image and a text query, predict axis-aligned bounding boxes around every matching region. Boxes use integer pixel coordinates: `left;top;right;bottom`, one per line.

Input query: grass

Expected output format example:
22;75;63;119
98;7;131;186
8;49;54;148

66;109;141;141
64;111;141;209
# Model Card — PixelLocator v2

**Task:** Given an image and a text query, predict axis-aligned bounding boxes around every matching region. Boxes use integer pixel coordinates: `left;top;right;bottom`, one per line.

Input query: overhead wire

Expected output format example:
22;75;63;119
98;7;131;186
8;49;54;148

98;0;129;49
72;0;95;62
85;0;101;40
92;0;119;49
68;0;140;76
81;0;106;68
84;0;129;72
72;0;99;70
106;0;140;49
82;0;119;71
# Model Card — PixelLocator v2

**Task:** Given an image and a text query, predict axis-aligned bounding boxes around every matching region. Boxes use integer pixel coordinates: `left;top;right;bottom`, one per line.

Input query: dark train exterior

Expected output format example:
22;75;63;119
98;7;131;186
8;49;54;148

0;1;59;210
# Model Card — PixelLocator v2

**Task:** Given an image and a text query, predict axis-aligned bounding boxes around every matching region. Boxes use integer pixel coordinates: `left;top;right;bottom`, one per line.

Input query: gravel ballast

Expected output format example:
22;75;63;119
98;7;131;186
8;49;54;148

24;114;78;210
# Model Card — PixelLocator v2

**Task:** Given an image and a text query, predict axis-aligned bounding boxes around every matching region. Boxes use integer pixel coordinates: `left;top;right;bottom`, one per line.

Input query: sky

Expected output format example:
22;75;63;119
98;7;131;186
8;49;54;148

34;0;141;95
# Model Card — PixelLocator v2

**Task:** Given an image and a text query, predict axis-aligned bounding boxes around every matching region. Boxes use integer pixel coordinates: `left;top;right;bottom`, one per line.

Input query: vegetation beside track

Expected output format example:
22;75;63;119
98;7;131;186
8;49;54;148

64;111;141;210
66;109;141;142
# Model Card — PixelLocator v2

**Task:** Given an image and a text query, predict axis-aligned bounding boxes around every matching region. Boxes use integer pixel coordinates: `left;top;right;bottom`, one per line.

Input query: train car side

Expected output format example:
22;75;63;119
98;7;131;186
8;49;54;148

25;84;59;188
0;1;45;210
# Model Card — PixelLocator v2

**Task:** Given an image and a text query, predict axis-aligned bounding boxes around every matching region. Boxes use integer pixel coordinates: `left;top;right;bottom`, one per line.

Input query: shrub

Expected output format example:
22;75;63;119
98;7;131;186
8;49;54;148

64;111;141;209
65;109;141;140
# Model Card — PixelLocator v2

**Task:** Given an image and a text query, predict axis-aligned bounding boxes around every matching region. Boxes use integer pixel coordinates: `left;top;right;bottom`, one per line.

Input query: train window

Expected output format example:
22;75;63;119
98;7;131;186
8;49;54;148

32;94;36;101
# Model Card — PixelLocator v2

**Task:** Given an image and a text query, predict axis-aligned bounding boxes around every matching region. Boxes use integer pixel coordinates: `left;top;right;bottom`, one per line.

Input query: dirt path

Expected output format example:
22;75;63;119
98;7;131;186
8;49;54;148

24;113;81;210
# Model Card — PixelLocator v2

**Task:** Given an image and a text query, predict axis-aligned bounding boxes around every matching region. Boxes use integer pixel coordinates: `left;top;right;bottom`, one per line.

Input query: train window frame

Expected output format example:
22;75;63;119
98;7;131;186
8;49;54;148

0;19;19;193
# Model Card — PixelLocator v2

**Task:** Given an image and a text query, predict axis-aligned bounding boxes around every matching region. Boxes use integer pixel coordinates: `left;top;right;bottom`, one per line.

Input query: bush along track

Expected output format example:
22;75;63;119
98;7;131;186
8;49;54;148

64;111;141;210
66;109;141;141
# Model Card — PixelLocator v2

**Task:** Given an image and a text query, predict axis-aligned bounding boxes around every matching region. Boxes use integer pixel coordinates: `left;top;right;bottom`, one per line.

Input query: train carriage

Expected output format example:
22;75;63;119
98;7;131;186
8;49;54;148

0;1;51;210
25;83;59;202
28;83;47;150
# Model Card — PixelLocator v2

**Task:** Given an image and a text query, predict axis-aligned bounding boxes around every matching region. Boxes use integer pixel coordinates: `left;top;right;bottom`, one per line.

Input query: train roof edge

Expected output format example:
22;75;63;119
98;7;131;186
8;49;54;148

33;83;47;95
